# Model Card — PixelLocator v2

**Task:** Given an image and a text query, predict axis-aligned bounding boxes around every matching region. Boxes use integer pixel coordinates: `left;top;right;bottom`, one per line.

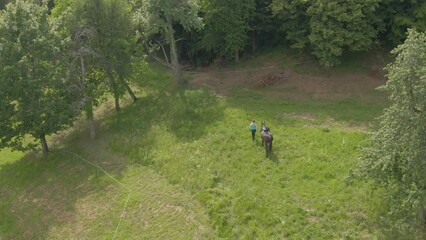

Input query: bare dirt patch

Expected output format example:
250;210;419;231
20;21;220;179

283;113;317;122
189;61;387;101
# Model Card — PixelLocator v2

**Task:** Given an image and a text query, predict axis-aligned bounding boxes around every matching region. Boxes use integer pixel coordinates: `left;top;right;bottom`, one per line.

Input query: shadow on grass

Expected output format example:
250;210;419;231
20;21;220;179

170;88;225;140
109;88;224;139
267;150;279;163
227;87;386;124
106;87;225;164
0;149;126;239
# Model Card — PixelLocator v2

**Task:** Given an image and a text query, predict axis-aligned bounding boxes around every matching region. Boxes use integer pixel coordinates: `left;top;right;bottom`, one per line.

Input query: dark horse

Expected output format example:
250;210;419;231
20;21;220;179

261;121;273;158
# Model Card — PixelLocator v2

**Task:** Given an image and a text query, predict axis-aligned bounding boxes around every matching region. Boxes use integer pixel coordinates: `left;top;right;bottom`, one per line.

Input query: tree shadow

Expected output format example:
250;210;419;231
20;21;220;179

106;88;225;148
168;88;225;141
0;85;223;238
0;147;127;239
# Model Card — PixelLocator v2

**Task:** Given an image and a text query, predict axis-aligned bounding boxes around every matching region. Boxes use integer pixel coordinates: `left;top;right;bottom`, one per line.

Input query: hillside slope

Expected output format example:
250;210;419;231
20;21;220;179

2;50;423;239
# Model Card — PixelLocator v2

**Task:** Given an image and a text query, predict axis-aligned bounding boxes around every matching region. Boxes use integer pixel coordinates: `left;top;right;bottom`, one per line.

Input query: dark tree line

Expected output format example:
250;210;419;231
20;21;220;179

160;0;425;67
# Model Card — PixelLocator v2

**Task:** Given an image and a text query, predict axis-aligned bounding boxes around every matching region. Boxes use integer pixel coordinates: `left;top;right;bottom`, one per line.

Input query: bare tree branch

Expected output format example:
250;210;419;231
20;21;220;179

156;40;170;64
144;41;173;69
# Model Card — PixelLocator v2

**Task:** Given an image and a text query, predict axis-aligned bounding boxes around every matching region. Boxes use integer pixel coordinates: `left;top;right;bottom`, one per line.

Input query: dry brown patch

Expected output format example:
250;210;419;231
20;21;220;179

189;61;386;101
308;216;320;224
284;113;317;122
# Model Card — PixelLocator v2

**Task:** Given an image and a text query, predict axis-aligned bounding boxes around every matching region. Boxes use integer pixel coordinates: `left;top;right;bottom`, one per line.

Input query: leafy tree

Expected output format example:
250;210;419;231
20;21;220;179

69;25;106;140
84;0;137;112
271;0;311;50
1;0;10;9
52;0;106;140
272;0;380;67
377;0;426;45
249;0;281;52
356;29;426;232
202;0;255;62
175;0;281;66
307;0;380;67
131;0;202;84
55;0;138;113
0;0;75;157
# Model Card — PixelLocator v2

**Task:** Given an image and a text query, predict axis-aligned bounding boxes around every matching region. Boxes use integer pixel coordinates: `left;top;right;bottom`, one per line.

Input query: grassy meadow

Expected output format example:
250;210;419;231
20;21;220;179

1;53;421;239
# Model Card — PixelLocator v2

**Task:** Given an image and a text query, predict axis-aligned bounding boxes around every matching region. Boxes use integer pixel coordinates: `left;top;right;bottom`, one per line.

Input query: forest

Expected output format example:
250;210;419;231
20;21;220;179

0;0;425;239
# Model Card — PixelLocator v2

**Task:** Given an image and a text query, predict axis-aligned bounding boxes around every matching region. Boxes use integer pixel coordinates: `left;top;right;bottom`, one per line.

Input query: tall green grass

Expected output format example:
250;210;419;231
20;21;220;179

2;53;420;239
105;80;406;239
0;150;122;239
0;129;215;239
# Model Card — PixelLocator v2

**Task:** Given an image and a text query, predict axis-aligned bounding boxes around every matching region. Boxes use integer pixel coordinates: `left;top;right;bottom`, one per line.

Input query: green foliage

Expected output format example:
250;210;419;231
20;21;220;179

202;0;255;60
272;0;380;67
249;0;282;49
0;0;10;10
377;0;426;44
0;0;75;152
55;0;139;115
178;0;281;66
85;0;135;101
271;0;311;50
85;0;133;73
132;0;202;36
131;0;202;83
356;29;426;232
308;0;380;67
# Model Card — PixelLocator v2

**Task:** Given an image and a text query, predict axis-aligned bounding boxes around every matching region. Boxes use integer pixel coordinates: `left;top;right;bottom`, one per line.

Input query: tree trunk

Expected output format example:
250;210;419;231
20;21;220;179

107;70;120;112
81;54;97;139
252;30;257;53
88;117;96;140
114;95;120;112
120;76;137;102
166;16;185;85
80;54;86;91
235;51;239;63
40;134;49;158
86;100;96;140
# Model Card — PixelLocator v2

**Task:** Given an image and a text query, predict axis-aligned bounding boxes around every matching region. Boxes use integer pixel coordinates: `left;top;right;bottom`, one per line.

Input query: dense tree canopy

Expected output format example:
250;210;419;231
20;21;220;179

202;0;255;62
0;0;8;9
84;0;136;111
377;0;426;45
0;0;75;156
272;0;381;66
131;0;202;84
2;0;425;67
356;29;426;231
248;0;281;51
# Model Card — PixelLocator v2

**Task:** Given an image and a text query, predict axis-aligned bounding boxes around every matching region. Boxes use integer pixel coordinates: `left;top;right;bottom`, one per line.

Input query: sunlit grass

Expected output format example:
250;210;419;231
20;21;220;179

105;83;399;238
2;52;421;239
0;148;24;167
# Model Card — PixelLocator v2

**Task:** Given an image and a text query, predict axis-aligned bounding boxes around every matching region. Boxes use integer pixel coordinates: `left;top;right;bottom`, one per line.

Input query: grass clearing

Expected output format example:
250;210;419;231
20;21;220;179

0;119;215;239
105;80;403;238
1;51;422;239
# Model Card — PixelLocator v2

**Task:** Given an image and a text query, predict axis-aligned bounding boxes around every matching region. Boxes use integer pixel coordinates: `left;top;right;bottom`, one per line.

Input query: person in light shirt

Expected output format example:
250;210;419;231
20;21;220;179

249;120;257;142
